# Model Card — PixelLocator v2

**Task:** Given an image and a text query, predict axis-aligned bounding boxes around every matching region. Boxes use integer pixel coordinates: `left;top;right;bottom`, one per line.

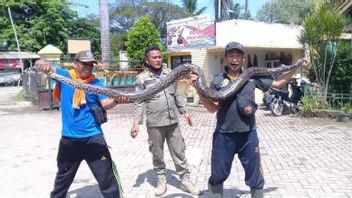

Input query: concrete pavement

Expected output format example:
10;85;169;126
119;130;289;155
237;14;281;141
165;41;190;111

0;87;352;198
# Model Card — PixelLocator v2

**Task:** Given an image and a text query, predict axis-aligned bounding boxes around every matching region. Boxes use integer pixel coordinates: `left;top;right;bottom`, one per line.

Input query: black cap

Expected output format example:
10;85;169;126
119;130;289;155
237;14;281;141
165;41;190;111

74;51;97;64
225;41;245;54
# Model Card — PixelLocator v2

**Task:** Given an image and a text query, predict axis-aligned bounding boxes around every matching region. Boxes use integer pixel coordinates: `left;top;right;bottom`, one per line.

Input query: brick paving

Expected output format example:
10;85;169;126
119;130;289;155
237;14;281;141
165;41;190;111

0;87;352;198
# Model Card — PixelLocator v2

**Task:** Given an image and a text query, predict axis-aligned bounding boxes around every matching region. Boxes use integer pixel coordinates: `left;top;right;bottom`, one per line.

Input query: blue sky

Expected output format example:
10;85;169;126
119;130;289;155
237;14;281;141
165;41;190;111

70;0;271;19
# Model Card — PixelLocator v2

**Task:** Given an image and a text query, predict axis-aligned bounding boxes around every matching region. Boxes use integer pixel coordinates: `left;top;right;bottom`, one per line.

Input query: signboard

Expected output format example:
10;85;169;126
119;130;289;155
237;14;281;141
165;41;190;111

67;39;91;54
167;15;215;51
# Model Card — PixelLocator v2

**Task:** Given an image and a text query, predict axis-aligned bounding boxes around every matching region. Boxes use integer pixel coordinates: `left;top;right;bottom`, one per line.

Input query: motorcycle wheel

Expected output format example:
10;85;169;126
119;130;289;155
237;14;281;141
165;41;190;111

270;98;284;116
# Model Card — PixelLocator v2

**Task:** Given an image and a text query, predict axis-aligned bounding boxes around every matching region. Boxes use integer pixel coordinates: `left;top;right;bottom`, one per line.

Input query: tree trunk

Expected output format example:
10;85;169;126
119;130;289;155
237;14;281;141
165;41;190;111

99;0;110;69
324;42;339;101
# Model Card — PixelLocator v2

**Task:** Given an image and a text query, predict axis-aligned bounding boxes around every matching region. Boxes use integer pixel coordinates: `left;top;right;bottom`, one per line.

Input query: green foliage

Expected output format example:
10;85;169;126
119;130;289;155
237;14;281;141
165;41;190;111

228;3;241;19
257;0;313;24
0;1;75;52
67;18;101;58
111;33;127;55
109;1;187;53
298;94;327;115
181;0;206;16
0;1;101;56
125;16;161;62
14;88;26;102
110;1;187;39
299;2;346;100
329;43;352;93
339;101;352;113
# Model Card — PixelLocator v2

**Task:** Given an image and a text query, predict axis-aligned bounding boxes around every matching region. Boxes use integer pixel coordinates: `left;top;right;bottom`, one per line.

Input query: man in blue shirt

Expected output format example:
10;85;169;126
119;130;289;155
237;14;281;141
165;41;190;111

189;42;310;198
35;51;128;198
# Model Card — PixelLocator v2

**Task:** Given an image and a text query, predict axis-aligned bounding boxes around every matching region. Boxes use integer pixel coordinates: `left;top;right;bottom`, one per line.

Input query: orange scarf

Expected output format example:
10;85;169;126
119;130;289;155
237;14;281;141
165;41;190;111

53;69;96;109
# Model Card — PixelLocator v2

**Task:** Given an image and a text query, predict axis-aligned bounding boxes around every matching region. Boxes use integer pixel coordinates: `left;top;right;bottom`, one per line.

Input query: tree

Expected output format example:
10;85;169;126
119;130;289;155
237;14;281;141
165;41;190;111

181;0;206;16
99;0;110;68
299;1;346;100
0;1;75;52
110;1;187;47
214;0;233;22
67;18;101;58
257;0;313;24
0;1;101;57
329;43;352;93
143;2;187;41
214;0;250;21
125;15;161;64
228;3;241;19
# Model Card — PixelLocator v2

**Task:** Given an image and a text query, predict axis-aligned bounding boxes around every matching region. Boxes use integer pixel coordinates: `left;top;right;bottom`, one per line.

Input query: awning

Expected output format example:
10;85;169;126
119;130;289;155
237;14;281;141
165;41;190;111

0;51;40;59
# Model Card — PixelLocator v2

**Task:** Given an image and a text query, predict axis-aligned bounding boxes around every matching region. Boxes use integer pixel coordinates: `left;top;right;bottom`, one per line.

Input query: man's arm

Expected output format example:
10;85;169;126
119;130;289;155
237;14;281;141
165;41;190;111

174;83;187;114
173;83;193;126
130;77;144;138
188;74;219;113
271;69;297;89
271;58;311;89
35;59;56;73
100;97;128;110
199;94;219;113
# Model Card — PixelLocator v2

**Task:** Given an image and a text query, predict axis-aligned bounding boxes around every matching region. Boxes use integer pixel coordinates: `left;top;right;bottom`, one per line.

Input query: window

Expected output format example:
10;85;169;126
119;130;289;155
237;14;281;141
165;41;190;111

265;59;280;68
171;55;191;69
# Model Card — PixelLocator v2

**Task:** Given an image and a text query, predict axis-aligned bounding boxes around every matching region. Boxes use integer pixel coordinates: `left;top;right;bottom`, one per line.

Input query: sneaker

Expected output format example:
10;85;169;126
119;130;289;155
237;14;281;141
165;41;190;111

155;175;167;196
180;177;201;195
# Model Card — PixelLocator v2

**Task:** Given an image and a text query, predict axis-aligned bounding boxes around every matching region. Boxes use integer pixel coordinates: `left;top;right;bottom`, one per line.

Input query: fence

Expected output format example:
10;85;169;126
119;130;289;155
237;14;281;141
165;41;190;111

306;88;352;110
326;93;352;110
22;69;60;109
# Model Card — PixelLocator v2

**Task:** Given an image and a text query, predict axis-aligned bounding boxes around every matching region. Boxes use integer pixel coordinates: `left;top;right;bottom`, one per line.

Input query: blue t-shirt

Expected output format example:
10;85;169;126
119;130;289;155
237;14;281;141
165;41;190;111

55;67;108;138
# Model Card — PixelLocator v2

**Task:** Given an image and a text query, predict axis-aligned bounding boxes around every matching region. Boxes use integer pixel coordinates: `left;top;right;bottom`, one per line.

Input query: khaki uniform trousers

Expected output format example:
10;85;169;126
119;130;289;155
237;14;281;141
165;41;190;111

147;123;190;178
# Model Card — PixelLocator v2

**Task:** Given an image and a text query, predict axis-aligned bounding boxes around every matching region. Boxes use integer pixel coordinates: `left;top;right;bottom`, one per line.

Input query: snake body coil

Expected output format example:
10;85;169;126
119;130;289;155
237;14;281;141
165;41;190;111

48;59;305;102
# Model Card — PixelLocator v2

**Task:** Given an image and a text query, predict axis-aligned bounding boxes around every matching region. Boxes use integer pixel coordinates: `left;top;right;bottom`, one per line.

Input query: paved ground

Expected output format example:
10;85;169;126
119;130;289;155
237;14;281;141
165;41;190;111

0;87;352;198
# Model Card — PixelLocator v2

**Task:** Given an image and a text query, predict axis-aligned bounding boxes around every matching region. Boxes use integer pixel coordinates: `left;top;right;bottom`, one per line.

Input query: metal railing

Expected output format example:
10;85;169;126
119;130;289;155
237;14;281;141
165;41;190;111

306;89;352;110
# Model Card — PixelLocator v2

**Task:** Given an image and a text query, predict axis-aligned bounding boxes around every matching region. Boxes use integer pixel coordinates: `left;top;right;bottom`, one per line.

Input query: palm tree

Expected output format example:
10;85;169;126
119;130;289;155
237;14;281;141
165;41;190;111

214;0;233;21
99;0;110;68
299;1;346;100
181;0;207;16
228;3;241;19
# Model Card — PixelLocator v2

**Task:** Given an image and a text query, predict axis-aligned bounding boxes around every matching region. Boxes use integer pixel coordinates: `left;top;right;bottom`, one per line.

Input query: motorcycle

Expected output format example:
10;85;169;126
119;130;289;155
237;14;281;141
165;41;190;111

263;78;306;116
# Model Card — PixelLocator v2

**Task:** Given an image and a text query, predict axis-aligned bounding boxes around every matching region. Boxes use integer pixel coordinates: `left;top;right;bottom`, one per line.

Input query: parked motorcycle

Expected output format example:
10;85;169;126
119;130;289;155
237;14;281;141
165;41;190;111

263;78;306;116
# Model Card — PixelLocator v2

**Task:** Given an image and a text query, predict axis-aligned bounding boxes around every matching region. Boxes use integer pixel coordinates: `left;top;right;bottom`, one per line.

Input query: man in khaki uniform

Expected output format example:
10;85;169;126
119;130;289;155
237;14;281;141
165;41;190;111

130;46;200;196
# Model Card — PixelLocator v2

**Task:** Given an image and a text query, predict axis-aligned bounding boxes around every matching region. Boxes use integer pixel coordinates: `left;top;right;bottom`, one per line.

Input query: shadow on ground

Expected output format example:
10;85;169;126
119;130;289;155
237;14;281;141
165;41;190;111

60;174;278;198
134;169;181;189
67;184;103;198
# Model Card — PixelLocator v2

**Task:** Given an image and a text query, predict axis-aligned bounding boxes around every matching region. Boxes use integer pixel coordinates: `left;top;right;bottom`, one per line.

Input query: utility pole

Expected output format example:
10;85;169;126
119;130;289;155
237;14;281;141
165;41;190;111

8;7;23;73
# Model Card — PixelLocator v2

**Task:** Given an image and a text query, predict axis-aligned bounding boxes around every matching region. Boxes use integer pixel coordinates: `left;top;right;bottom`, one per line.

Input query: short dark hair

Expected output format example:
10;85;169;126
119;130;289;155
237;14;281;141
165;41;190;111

144;46;161;58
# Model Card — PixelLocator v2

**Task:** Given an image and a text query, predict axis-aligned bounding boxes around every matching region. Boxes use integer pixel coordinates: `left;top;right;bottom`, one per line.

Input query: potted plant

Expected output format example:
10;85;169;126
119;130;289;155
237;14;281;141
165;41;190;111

336;102;351;122
186;86;196;103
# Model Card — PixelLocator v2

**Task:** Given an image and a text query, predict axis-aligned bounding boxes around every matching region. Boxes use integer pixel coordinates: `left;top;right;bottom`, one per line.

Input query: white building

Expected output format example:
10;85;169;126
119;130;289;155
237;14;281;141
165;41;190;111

166;18;305;103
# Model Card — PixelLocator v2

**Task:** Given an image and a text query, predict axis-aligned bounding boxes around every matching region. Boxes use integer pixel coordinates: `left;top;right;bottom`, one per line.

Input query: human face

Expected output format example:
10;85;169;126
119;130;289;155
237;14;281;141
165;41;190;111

225;49;245;74
74;61;94;79
145;50;162;70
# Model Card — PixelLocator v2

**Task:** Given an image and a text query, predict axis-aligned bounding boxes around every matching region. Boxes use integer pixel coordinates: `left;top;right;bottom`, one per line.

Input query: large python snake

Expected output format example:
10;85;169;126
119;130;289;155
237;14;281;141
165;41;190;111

47;59;305;102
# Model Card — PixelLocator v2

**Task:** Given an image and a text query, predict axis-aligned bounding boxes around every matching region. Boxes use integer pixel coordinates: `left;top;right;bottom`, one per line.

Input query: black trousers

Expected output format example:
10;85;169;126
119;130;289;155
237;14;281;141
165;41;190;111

50;134;121;198
208;130;264;190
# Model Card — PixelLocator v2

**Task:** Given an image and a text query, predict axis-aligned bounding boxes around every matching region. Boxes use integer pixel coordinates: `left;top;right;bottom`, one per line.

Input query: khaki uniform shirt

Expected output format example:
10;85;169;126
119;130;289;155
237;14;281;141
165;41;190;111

133;67;187;127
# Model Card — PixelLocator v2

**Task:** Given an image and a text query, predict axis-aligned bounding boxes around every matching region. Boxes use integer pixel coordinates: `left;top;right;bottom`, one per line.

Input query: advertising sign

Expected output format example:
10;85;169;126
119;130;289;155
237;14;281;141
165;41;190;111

67;39;91;54
167;15;215;51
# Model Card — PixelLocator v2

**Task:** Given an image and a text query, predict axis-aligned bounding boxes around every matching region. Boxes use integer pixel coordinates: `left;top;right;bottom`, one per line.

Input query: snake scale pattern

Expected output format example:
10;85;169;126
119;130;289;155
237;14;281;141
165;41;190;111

48;59;305;102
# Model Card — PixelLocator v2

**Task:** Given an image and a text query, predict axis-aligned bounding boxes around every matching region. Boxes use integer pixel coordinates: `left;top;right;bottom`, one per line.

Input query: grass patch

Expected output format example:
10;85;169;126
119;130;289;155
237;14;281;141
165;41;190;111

13;88;27;102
